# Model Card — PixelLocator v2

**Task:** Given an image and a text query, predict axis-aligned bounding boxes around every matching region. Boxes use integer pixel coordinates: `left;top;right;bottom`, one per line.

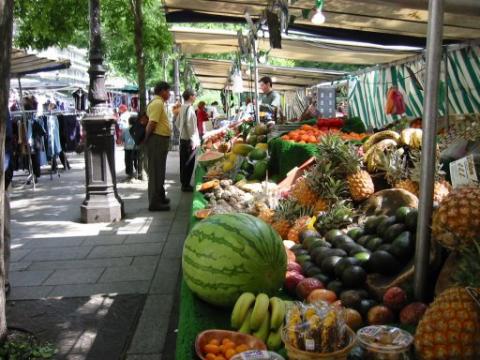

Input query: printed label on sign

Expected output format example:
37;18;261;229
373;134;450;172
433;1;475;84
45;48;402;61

304;338;316;351
450;155;478;188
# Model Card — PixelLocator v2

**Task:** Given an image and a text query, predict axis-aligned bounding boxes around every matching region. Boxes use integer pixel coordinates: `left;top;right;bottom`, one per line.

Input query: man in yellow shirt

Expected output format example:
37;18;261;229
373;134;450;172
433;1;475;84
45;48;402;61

145;82;172;211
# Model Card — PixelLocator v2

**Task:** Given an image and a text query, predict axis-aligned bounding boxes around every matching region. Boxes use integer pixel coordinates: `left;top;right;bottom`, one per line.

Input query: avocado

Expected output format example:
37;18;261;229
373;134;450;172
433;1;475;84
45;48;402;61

299;229;321;244
367;250;402;276
240;160;254;173
340;290;363;310
365;215;387;234
303;236;322;250
248;148;267;161
321;256;343;276
348;244;369;256
306;265;323;277
376;216;397;237
338;241;363;254
290;244;303;253
356;288;370;299
383;223;407;243
334;257;361;279
301;261;316;273
395;206;413;222
310;246;329;261
347;227;365;240
354;252;371;264
252;160;268;180
341;266;367;288
294;249;309;256
357;234;376;247
377;244;393;253
366;237;384;251
325;229;344;243
312;273;331;285
405;209;418;231
358;299;378;317
327;280;344;296
296;254;312;266
308;238;331;252
314;248;345;266
390;231;415;260
332;234;355;248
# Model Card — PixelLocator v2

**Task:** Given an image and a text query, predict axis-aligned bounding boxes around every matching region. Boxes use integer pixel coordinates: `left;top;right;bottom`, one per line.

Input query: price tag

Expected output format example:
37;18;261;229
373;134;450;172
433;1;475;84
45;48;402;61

450;155;478;188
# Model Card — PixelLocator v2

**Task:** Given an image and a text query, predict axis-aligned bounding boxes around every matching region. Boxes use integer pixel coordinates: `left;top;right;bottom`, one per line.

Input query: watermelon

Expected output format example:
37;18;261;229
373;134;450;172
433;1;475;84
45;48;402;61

182;213;287;307
198;151;224;167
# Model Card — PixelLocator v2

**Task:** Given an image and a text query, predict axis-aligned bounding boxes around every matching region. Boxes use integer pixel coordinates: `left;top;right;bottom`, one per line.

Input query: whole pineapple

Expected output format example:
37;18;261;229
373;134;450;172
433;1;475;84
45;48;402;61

287;215;312;243
271;199;297;239
415;287;480;360
314;201;355;235
291;175;317;208
409;150;451;204
432;186;480;249
380;150;419;195
341;143;375;201
317;135;374;202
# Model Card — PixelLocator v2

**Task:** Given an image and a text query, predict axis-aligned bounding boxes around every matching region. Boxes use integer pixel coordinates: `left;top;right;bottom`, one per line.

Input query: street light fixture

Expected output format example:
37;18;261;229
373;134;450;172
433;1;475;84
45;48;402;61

311;0;326;25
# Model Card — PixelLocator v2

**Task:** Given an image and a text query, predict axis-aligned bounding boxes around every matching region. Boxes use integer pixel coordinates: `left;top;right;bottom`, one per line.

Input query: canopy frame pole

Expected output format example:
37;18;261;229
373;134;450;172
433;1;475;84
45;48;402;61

17;76;35;190
252;39;260;124
173;45;181;103
444;49;449;128
413;0;445;301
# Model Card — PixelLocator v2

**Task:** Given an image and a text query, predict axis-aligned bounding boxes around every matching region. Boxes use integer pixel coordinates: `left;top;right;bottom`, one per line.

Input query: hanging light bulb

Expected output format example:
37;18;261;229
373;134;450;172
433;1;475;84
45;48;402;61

232;71;244;93
312;0;326;25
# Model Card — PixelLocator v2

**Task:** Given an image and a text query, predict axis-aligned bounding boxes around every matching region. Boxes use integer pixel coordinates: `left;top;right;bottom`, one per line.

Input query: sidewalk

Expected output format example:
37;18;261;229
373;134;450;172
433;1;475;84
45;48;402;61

7;148;190;359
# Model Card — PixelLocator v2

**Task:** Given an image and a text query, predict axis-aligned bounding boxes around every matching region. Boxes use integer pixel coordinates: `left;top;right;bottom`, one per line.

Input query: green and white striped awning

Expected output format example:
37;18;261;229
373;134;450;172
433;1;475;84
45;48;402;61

348;44;480;128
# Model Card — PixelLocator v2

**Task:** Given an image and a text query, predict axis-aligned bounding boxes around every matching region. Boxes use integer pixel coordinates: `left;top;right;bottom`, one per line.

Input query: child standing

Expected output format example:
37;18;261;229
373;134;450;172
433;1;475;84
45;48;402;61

122;115;141;180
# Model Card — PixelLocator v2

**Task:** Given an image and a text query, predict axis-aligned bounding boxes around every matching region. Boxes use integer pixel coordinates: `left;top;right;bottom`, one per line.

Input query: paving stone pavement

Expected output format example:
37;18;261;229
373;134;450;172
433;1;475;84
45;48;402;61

7;148;191;359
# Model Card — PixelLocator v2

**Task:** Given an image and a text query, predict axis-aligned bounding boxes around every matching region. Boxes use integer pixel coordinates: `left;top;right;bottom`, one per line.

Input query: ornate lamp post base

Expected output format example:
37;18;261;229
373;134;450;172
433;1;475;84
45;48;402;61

80;111;124;223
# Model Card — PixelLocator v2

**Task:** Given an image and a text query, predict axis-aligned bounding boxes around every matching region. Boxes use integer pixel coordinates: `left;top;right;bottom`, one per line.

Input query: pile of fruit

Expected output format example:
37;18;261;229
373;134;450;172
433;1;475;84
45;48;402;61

230;293;286;350
281;124;368;144
284;301;352;353
201;337;255;360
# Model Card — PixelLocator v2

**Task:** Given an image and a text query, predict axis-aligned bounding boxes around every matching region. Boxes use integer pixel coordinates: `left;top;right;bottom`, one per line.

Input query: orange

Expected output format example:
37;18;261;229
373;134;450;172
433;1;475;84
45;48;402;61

204;344;220;355
206;354;217;360
215;356;226;360
209;339;220;346
222;342;236;352
235;344;249;353
225;348;237;359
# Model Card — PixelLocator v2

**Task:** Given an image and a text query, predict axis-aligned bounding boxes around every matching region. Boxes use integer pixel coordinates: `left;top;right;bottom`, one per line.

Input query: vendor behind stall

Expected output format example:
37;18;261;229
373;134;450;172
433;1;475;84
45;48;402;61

259;76;282;123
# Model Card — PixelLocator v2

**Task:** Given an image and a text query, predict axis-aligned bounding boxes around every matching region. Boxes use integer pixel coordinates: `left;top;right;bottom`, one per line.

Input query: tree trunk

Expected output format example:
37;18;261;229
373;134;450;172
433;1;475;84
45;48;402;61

0;0;14;344
130;0;146;114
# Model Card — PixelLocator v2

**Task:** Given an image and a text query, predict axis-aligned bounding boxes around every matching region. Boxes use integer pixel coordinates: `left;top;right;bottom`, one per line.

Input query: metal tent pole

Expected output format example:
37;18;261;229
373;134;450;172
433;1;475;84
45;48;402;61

413;0;445;301
252;39;260;124
173;45;181;102
444;49;450;128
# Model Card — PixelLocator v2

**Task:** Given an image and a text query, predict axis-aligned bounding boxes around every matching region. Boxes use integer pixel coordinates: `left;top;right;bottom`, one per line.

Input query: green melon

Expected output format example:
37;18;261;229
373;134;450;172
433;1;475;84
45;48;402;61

182;213;286;307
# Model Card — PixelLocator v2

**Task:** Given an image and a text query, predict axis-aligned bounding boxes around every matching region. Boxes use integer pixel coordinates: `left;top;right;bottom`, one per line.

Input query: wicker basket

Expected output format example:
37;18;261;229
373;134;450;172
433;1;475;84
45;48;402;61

281;326;357;360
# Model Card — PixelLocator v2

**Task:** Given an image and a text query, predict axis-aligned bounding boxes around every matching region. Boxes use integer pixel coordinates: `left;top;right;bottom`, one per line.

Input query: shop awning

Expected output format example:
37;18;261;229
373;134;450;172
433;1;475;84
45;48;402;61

188;58;345;91
10;48;71;77
173;27;421;65
163;0;480;41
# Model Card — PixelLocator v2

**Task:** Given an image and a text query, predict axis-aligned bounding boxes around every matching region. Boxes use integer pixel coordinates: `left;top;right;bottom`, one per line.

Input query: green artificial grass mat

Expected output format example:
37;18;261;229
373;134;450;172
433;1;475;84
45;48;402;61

269;138;319;180
176;163;230;360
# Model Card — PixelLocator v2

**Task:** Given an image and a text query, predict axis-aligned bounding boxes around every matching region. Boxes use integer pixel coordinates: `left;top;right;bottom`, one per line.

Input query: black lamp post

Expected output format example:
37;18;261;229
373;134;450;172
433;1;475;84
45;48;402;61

80;0;124;223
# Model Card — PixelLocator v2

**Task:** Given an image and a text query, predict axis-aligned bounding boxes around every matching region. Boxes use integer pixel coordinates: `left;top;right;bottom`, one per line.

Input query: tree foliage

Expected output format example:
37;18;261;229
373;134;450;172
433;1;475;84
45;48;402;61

13;0;172;83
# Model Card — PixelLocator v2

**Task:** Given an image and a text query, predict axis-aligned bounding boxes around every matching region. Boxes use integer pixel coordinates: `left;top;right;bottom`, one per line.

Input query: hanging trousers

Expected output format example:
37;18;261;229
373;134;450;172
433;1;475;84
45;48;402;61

179;139;195;187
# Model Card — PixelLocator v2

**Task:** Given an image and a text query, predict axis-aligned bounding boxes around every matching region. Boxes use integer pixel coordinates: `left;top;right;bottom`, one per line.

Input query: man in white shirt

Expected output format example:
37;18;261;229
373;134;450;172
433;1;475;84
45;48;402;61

175;89;200;192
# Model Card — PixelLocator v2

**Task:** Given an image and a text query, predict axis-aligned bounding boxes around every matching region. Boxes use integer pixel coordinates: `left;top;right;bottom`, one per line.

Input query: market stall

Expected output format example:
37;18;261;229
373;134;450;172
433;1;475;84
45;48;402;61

167;2;480;359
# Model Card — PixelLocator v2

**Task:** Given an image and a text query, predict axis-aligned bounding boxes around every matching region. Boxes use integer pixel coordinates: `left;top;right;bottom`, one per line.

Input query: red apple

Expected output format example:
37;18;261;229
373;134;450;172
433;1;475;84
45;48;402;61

287;262;303;274
296;278;325;300
284;272;304;294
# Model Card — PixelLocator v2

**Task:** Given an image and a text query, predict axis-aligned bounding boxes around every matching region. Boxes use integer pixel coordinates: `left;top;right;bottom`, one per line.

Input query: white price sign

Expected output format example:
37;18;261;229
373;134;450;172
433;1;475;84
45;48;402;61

450;155;478;188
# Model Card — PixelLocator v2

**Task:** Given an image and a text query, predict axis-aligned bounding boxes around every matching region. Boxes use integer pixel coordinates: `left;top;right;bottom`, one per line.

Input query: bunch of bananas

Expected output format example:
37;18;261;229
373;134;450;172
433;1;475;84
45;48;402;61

399;128;422;149
231;293;286;351
363;130;401;172
285;302;348;353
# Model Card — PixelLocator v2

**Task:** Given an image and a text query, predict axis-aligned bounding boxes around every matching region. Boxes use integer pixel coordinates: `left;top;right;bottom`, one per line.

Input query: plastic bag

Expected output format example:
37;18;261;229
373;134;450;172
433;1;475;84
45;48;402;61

284;301;348;353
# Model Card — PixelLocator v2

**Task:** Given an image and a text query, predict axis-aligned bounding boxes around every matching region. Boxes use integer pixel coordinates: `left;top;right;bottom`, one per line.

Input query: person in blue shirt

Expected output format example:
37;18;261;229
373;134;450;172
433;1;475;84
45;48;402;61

122;115;141;180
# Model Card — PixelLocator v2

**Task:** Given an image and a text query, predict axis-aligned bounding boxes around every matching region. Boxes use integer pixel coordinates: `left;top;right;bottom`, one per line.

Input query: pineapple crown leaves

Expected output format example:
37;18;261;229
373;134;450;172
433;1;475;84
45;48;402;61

316;135;364;176
378;150;410;185
314;201;356;234
409;149;446;182
308;161;349;200
452;239;480;288
274;198;314;221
